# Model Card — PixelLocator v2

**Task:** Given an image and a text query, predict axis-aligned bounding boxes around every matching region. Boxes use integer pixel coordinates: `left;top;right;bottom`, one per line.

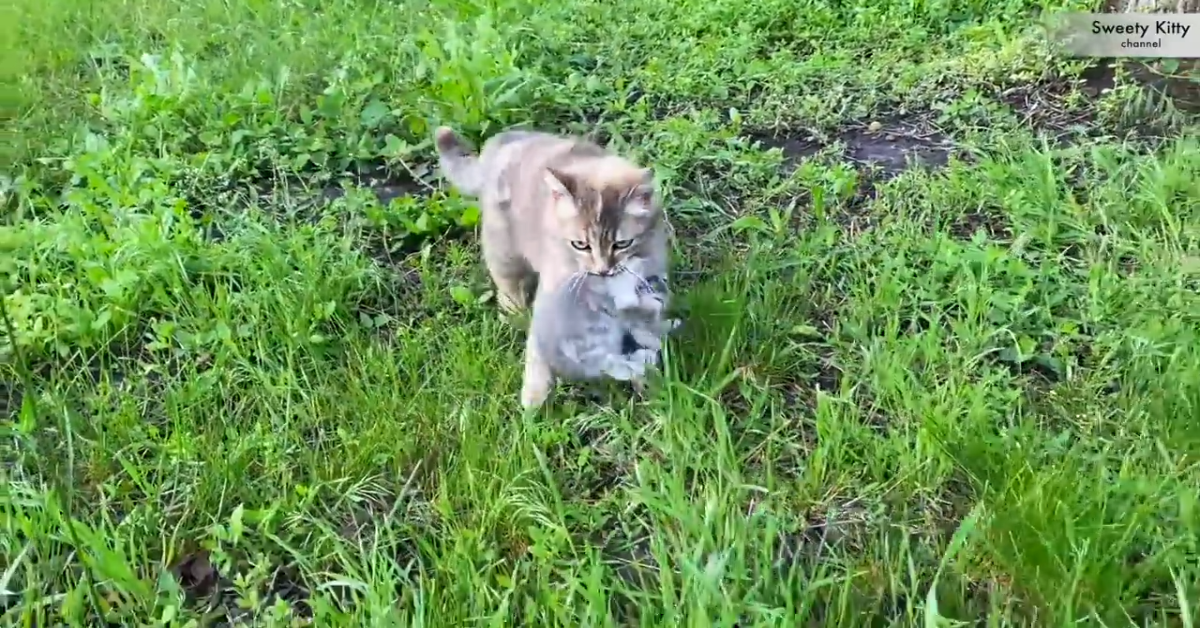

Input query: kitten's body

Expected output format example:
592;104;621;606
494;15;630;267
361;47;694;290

434;127;671;408
534;266;679;385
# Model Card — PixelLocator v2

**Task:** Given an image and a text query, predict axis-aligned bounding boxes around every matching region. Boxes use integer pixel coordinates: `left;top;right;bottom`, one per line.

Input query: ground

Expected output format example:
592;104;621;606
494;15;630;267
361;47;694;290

1;0;1199;624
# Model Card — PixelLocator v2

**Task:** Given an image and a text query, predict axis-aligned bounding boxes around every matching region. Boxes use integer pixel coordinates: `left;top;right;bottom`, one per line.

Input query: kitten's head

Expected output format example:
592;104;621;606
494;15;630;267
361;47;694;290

542;160;660;276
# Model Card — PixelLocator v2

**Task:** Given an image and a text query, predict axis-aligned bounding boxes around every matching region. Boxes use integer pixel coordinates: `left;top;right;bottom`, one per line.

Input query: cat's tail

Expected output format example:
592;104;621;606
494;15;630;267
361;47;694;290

433;127;485;196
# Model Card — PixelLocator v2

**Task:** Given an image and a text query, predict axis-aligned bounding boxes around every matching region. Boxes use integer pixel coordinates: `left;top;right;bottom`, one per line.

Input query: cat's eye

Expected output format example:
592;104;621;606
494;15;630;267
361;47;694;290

612;239;633;250
570;240;591;251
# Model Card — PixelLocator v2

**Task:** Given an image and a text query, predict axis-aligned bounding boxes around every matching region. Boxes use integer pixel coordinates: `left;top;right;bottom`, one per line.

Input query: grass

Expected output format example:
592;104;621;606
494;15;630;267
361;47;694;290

2;0;1200;623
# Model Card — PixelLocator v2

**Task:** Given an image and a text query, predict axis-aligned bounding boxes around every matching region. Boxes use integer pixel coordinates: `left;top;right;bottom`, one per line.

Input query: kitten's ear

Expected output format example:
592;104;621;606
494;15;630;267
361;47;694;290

544;168;580;218
625;168;657;216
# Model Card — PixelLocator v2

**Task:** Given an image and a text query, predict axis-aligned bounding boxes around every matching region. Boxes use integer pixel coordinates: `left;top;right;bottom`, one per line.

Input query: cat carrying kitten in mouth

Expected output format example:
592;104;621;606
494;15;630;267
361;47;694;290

433;126;674;408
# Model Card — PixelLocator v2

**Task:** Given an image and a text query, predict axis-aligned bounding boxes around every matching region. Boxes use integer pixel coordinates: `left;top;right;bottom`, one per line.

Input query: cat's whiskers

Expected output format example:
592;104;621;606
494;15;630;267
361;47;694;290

564;271;587;297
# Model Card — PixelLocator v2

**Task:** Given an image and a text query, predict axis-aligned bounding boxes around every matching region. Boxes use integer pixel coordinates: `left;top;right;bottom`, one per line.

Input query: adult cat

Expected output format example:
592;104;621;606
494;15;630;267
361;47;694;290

433;126;671;408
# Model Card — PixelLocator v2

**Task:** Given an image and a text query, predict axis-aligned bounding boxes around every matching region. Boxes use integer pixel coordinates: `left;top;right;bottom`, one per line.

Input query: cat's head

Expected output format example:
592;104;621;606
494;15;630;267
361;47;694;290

542;160;661;276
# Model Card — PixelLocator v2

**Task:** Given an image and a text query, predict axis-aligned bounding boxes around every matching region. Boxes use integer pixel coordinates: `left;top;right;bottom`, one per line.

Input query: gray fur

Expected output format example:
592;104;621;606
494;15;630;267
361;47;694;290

533;268;679;383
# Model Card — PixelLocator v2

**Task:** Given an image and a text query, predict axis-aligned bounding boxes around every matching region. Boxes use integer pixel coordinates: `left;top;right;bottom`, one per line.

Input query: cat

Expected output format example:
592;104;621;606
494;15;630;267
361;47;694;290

433;126;671;408
532;264;680;391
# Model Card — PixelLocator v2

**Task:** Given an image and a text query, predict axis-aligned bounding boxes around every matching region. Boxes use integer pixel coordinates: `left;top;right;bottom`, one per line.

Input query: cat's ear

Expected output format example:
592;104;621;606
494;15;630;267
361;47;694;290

544;168;580;218
625;168;657;216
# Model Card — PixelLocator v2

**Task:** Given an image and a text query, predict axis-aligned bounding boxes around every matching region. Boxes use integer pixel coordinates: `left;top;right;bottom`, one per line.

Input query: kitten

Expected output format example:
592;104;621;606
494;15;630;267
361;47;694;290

434;126;671;408
533;266;680;389
608;258;679;361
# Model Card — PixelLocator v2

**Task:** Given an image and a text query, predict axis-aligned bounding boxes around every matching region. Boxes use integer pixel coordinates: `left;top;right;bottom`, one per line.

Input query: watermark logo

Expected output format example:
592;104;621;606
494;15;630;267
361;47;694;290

1043;13;1200;57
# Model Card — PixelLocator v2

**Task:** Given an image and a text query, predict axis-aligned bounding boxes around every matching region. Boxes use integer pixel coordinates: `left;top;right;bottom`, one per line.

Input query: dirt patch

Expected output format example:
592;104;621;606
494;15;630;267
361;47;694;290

949;207;1014;242
169;550;314;624
841;123;953;174
1078;60;1119;97
997;62;1117;145
747;116;957;234
752;116;955;177
996;60;1185;145
311;162;431;207
183;159;454;281
171;550;222;604
183;159;430;244
252;161;429;218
